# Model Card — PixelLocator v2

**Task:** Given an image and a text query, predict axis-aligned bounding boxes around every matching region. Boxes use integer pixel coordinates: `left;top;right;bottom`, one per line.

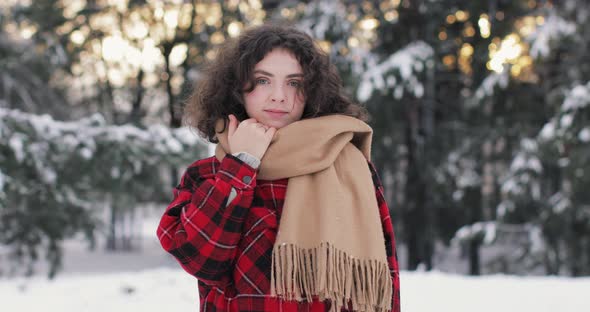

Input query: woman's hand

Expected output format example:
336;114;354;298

227;114;276;160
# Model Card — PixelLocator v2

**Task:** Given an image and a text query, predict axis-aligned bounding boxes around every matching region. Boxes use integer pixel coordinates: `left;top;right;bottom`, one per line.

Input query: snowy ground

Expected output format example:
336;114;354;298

2;208;589;312
3;268;589;312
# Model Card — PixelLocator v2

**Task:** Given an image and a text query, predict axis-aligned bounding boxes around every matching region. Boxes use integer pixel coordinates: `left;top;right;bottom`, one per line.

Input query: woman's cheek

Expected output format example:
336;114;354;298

250;88;268;102
245;89;262;108
295;94;305;110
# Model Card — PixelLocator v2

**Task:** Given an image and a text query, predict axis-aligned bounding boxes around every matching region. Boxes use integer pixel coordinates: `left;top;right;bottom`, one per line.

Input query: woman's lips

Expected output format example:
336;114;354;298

264;110;288;118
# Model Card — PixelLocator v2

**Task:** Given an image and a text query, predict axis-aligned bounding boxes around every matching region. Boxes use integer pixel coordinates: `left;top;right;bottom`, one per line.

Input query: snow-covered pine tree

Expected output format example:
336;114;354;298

463;0;590;276
357;0;530;273
537;82;590;276
350;0;441;272
0;108;207;278
534;0;590;276
441;0;548;275
0;7;69;119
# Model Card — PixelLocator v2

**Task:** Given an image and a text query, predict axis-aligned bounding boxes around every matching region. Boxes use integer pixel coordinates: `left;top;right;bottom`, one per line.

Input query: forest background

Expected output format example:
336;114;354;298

1;0;589;282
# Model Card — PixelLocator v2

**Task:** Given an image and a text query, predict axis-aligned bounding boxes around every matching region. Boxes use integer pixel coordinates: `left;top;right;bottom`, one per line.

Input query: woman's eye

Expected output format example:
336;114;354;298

256;78;269;85
289;80;302;87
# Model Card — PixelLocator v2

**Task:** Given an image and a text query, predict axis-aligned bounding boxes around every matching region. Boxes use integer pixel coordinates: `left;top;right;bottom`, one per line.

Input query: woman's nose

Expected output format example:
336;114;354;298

270;84;286;102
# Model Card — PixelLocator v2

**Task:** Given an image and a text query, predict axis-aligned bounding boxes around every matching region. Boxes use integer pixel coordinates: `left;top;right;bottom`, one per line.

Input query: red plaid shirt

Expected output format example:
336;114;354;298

157;154;401;312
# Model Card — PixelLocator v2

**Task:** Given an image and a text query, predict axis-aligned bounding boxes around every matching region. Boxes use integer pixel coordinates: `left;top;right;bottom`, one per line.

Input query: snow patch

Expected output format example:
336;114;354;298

562;83;590;111
528;14;576;59
579;127;590;142
357;41;433;102
539;121;556;141
8;133;26;163
475;69;509;100
1;268;590;312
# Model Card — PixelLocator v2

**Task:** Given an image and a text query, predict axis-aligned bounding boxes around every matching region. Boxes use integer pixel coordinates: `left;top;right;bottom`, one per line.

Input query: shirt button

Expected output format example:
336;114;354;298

242;176;252;184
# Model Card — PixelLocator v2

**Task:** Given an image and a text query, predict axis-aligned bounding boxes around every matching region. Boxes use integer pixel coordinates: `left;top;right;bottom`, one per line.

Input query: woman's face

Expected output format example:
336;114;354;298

243;48;305;129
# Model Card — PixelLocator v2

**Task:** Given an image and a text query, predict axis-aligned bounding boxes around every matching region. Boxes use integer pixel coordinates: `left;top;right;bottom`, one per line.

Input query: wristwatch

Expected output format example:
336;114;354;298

232;152;261;169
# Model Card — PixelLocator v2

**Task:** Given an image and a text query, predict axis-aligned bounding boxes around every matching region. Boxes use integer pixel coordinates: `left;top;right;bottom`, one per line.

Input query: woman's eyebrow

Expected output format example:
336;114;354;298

253;69;304;78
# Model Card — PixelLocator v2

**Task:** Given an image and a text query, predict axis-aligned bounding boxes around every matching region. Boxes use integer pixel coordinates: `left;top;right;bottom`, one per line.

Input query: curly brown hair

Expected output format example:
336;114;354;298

183;24;367;143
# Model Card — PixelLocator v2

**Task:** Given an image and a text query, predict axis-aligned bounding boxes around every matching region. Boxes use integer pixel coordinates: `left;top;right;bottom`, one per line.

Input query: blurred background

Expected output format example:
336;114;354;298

1;0;589;310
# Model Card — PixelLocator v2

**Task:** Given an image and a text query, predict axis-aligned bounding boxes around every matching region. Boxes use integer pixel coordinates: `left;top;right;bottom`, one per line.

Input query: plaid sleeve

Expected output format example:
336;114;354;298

368;161;401;312
157;155;257;287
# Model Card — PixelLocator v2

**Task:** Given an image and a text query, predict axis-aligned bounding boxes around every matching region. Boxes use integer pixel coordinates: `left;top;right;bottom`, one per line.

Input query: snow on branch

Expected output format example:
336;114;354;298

0;108;204;162
538;81;590;143
474;69;510;101
357;41;434;102
527;14;576;59
0;107;206;199
500;138;542;199
453;221;497;245
297;0;351;40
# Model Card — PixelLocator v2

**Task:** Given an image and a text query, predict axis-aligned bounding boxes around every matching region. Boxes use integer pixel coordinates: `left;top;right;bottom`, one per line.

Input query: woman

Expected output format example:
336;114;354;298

157;24;400;312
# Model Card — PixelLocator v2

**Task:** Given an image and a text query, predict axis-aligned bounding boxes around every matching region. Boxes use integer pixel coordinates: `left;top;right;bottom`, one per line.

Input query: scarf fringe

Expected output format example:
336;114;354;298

271;242;392;312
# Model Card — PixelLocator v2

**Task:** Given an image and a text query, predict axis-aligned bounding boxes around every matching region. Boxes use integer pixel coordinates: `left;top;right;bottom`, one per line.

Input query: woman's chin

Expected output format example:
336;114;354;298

260;119;286;129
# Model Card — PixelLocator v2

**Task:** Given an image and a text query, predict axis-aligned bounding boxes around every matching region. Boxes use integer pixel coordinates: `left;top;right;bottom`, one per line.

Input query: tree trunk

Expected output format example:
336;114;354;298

106;194;117;251
469;237;481;275
164;47;181;129
129;69;145;125
404;100;431;270
464;186;482;275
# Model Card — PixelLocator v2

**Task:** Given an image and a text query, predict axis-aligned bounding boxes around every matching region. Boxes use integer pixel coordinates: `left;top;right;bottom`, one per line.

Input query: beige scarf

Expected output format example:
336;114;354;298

215;114;392;312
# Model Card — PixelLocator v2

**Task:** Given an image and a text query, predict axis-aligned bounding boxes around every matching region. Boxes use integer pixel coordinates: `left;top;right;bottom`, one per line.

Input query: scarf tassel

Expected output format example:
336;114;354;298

271;242;392;312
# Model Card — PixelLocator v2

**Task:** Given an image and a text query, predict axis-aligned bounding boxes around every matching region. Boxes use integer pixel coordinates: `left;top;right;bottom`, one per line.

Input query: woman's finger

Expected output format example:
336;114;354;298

265;127;277;139
228;114;238;137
